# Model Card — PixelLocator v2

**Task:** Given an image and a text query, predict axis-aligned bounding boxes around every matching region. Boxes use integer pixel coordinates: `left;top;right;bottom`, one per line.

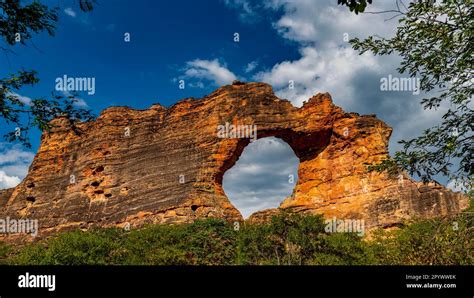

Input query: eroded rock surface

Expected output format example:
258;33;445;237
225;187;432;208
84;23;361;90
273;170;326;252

0;82;469;240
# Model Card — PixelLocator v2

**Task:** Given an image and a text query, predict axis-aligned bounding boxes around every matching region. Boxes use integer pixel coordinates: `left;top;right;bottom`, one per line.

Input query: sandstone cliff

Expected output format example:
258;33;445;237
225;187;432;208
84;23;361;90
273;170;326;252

0;81;469;240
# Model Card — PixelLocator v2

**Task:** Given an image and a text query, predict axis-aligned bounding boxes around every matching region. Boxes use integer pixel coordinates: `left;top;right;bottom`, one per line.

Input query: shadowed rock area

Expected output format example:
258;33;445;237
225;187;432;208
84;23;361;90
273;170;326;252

0;81;469;241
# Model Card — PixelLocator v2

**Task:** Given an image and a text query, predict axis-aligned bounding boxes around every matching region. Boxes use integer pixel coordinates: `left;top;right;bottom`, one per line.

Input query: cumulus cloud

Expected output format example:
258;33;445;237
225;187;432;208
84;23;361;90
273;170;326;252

250;0;447;157
64;7;77;18
255;46;380;107
223;137;299;218
181;59;237;86
254;0;396;107
0;144;34;189
0;170;21;189
268;0;396;44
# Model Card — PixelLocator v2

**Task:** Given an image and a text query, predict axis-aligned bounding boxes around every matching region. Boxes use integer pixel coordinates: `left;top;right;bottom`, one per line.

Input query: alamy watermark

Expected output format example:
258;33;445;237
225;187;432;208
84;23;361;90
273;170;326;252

217;122;257;142
18;272;55;292
0;217;38;237
324;217;365;237
380;74;420;95
55;74;95;95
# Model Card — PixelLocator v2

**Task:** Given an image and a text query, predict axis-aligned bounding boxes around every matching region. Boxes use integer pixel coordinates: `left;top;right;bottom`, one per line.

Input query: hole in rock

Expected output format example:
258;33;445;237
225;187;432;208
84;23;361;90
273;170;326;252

191;205;198;212
222;137;299;219
26;196;36;203
91;181;101;187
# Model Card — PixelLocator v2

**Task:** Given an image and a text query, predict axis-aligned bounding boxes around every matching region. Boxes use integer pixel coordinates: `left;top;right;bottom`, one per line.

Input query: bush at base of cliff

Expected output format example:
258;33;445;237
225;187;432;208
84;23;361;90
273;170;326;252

369;200;473;265
11;228;123;265
237;212;375;265
9;218;238;265
119;218;237;265
236;212;326;265
0;241;11;264
4;202;472;265
309;233;376;265
184;218;237;265
116;224;190;265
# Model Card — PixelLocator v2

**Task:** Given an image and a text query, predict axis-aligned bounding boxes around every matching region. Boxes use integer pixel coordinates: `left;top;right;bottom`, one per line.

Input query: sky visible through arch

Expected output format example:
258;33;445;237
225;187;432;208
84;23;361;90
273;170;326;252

0;0;462;201
223;137;299;218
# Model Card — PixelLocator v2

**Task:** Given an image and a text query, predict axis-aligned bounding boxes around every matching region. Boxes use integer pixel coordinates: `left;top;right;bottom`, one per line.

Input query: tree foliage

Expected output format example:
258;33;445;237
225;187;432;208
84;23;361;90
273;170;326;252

337;0;372;14
1;71;94;147
349;0;473;187
0;0;57;46
0;0;96;147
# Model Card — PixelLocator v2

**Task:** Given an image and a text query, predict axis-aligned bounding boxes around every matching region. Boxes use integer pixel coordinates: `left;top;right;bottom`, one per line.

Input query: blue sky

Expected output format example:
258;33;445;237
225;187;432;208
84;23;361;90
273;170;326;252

1;0;299;148
2;0;296;112
0;0;460;216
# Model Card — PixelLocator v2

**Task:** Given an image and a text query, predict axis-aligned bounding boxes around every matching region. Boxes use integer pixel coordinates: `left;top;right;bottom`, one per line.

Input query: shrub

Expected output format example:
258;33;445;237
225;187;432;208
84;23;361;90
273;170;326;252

119;224;190;265
237;212;327;265
3;202;472;266
183;218;237;265
0;241;11;264
369;199;473;265
310;233;375;265
119;218;237;265
12;228;123;265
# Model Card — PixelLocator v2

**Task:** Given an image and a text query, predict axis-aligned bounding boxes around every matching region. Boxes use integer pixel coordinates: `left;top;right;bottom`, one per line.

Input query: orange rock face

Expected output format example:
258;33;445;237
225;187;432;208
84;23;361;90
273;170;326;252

0;81;469;240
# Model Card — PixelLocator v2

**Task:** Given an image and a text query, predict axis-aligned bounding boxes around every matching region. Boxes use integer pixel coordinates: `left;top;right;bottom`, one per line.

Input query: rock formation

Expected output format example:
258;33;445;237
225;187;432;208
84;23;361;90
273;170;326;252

0;81;469;240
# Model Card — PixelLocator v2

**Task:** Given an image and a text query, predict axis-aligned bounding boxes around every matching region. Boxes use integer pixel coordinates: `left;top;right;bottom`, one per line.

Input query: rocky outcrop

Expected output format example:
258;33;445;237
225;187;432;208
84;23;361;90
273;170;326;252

0;81;469;240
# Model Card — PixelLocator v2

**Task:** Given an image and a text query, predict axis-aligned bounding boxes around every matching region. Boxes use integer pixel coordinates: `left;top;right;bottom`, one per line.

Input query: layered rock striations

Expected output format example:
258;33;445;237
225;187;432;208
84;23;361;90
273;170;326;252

0;82;469;240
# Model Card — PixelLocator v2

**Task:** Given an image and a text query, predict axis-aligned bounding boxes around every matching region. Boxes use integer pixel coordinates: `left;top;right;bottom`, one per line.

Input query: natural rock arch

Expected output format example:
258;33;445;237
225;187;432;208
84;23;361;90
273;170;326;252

222;137;300;219
0;81;468;240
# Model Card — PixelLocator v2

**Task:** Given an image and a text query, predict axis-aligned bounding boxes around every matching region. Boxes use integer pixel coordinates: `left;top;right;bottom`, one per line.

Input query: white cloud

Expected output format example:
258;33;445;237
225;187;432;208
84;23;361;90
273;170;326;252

189;81;205;88
251;0;447;159
182;59;237;86
0;170;21;189
0;144;34;189
73;98;89;107
253;0;398;108
255;46;380;107
0;146;34;164
245;60;258;73
7;92;32;106
64;7;77;18
269;0;396;45
447;179;469;193
223;0;258;22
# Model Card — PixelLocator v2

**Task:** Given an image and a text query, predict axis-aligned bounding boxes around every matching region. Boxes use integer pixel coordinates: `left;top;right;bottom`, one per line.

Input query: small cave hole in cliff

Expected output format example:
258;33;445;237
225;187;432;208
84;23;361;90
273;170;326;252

222;137;299;219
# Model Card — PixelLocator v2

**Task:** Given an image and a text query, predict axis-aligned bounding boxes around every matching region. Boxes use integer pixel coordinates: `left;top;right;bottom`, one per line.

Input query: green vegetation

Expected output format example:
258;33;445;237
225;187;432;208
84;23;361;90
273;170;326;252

0;204;472;265
349;0;473;187
1;0;96;148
